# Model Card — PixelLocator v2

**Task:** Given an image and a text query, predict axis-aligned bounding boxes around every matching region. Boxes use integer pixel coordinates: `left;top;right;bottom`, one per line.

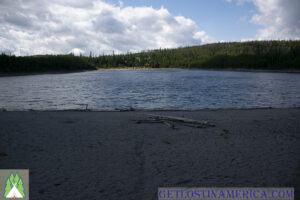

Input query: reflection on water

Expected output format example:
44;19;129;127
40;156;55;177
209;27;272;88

0;70;299;110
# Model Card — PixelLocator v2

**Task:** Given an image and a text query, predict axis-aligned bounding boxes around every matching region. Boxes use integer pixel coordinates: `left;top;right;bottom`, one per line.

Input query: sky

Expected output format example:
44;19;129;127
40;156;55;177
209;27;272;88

0;0;299;56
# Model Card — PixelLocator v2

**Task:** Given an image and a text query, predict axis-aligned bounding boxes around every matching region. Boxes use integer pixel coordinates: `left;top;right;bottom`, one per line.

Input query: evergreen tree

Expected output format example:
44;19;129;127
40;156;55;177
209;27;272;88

4;176;12;197
14;173;20;185
9;174;14;185
17;178;25;197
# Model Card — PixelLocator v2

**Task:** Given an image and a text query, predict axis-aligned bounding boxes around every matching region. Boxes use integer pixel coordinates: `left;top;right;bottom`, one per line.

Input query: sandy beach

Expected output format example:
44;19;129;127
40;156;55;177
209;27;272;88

0;108;299;199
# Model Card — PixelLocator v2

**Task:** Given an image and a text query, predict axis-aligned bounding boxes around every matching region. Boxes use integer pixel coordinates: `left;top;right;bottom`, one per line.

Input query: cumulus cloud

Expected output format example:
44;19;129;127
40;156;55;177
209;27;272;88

0;0;214;56
251;0;300;40
69;48;84;56
227;0;300;40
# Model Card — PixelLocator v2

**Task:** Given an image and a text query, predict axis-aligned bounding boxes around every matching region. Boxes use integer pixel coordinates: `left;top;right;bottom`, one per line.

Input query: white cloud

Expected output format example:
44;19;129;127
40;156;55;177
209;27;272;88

226;0;300;40
193;31;215;43
69;48;84;56
0;0;214;56
250;0;300;40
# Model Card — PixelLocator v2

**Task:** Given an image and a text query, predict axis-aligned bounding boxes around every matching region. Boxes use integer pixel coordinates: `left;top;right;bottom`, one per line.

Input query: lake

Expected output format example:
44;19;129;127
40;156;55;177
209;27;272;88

0;70;299;111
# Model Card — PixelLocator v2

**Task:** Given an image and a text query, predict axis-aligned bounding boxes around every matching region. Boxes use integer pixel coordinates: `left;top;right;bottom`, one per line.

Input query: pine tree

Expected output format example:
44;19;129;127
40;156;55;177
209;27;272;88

14;173;20;185
9;173;14;185
4;177;12;197
17;179;25;197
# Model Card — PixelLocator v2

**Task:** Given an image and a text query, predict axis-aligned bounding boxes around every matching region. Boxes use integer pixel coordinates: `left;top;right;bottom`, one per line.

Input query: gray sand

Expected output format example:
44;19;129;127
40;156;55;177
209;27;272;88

0;108;299;199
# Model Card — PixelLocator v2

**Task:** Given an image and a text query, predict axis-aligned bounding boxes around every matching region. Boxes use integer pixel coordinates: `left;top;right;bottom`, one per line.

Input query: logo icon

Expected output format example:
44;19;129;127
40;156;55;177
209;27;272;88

4;172;25;199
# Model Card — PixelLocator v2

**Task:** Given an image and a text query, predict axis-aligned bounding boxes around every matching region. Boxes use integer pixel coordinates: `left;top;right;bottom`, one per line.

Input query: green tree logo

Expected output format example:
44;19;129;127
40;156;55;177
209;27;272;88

3;173;25;199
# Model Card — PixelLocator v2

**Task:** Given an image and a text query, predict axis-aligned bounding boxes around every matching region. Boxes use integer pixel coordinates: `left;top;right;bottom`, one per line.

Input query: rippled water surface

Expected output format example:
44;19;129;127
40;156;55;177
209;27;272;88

0;70;299;110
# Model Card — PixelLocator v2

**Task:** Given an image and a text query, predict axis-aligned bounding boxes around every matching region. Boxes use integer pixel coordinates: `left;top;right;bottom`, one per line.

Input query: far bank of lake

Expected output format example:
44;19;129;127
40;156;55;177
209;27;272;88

96;67;300;73
1;67;300;78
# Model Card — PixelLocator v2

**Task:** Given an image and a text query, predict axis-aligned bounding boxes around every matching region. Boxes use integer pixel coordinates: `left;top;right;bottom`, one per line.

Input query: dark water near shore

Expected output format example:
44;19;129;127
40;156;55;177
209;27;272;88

0;70;299;110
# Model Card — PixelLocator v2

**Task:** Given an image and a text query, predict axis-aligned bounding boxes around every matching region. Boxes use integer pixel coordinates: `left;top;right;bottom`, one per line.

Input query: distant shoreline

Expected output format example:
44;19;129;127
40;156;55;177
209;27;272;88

1;67;299;77
97;67;300;73
1;41;299;75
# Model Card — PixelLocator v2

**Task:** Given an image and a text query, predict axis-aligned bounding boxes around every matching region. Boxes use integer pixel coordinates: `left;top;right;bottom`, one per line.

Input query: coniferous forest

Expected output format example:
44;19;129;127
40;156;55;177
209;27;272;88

1;40;300;73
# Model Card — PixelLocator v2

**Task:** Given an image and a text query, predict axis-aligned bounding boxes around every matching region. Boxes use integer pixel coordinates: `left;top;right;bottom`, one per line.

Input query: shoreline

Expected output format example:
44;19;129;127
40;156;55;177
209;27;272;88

1;106;299;112
97;67;300;73
0;67;299;77
0;106;300;113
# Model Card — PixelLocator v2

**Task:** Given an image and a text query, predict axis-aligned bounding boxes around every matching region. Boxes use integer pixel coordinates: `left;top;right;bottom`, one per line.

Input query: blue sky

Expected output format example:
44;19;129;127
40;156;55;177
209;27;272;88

107;0;259;41
0;0;299;55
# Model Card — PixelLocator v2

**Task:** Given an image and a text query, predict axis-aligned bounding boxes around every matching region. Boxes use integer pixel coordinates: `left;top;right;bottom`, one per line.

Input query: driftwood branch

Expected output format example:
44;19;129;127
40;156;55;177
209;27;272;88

148;114;214;127
132;114;214;129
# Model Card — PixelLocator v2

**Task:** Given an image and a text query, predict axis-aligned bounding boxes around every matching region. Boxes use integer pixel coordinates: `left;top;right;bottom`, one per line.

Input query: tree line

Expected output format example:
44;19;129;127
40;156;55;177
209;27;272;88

1;40;300;73
0;54;95;73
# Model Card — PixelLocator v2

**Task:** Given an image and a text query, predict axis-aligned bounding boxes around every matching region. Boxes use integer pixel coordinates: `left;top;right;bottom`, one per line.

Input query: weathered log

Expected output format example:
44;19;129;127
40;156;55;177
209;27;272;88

148;114;214;127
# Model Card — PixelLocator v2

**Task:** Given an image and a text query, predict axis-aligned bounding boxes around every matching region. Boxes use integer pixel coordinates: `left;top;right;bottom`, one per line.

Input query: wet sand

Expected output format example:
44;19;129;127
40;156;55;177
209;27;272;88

0;108;299;199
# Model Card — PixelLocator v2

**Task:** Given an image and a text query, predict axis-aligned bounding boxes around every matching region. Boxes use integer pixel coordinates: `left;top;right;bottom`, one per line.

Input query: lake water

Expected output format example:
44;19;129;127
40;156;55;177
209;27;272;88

0;70;299;110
